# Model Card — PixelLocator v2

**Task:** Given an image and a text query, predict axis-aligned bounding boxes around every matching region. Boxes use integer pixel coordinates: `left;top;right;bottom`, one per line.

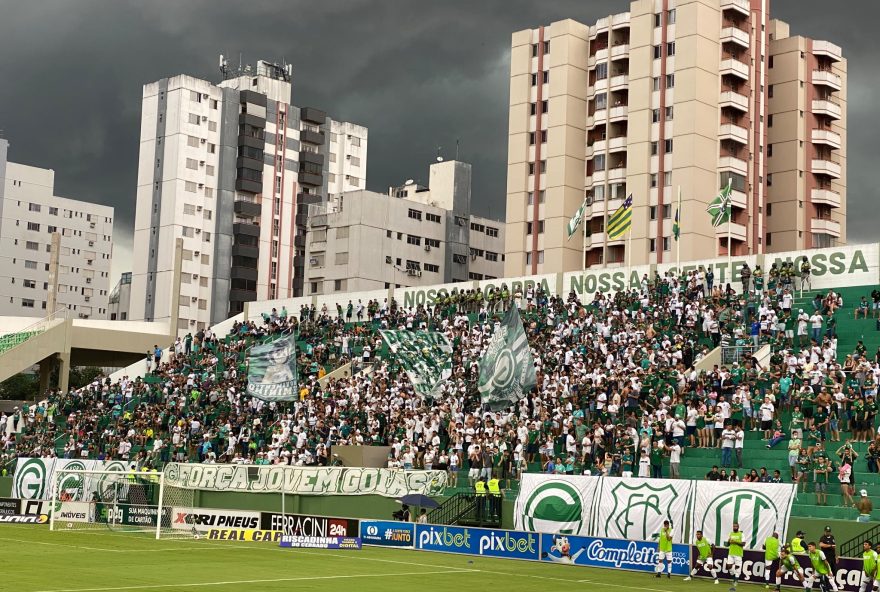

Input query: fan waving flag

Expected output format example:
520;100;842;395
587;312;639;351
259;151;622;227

706;179;733;227
246;333;297;401
478;306;537;411
566;198;588;241
606;193;633;239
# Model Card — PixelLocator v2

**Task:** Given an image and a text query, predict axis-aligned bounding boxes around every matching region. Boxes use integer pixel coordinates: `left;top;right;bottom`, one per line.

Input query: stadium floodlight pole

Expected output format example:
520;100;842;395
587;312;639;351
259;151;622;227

155;472;165;540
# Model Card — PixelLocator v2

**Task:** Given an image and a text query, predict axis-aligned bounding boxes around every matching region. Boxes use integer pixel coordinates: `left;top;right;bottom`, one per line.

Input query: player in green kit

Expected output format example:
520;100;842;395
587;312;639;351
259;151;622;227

726;522;745;592
775;547;806;591
861;541;878;592
764;532;781;588
684;530;719;583
807;541;839;592
655;520;675;578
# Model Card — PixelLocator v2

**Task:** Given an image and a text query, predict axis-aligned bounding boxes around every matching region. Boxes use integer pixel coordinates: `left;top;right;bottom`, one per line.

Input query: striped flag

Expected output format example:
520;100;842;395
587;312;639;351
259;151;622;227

606;193;633;239
566;197;588;241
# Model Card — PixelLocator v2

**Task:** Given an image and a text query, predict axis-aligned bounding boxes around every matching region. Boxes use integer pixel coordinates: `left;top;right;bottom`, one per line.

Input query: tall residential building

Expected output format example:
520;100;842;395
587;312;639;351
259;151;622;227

303;159;505;294
0;139;114;319
108;272;132;321
505;0;846;276
129;59;367;334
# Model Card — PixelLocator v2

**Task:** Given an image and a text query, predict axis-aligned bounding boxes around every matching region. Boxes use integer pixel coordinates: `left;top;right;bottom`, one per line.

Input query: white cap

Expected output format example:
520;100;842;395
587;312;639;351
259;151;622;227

861;489;868;496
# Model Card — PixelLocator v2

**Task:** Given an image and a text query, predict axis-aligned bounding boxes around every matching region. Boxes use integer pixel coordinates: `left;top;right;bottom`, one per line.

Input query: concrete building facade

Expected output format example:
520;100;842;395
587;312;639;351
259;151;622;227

129;59;367;334
108;271;132;321
505;0;846;276
0;139;114;319
303;160;504;294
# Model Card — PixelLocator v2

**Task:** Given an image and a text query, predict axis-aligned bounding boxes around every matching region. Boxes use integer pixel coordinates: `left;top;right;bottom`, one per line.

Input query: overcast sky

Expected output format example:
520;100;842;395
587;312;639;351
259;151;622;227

0;1;874;281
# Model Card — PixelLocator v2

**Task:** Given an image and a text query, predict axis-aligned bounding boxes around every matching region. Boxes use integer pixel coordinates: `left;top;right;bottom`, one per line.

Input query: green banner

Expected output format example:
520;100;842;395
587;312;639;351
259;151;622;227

379;330;452;399
478;306;537;411
246;333;297;402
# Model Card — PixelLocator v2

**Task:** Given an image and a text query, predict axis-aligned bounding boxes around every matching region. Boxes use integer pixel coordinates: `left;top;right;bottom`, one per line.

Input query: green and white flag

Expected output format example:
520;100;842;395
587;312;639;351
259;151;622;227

380;330;452;398
566;198;588;241
246;333;297;402
706;178;733;227
478;306;537;410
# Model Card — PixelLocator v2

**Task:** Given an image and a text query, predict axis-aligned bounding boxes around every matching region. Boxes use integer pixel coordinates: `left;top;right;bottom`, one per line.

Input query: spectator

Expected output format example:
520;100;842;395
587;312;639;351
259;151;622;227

856;490;873;522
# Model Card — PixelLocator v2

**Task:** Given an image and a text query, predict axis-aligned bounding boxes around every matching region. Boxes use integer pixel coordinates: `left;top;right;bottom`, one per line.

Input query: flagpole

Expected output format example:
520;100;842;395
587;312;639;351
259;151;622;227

676;185;681;271
726;179;732;288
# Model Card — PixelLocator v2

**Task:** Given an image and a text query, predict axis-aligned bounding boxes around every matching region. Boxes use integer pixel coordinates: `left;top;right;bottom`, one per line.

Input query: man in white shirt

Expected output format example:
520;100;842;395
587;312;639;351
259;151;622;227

668;442;682;479
760;397;776;440
734;426;745;468
721;426;736;468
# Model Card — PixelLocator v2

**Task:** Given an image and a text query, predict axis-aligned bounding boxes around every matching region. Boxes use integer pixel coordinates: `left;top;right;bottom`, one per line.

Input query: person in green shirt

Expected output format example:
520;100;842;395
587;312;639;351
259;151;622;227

814;456;832;506
726;522;745;592
684;530;719;583
774;548;805;591
806;541;839;592
763;532;781;589
861;540;878;592
655;520;674;579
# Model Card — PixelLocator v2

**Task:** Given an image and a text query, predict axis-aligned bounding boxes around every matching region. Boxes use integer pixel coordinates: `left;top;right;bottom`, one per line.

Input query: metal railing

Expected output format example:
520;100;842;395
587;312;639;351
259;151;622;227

721;344;757;366
0;309;68;358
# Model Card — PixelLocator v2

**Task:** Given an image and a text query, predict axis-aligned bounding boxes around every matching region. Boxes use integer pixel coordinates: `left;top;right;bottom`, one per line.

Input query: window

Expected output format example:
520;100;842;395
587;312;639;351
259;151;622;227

25;241;38;251
183;204;196;215
408;208;422;221
406;235;421;246
188;113;200;125
664;139;674;153
335;252;349;265
654;13;661;27
649;238;656;252
29;203;41;212
469;272;484;280
653;45;662;59
766;232;772;246
486;226;499;238
596;63;608;80
201;254;210;265
538;191;545;204
27;222;40;231
541;129;548;144
186;158;198;170
541;100;548;114
767;174;773;187
21;299;35;308
538;221;545;233
539;159;547;173
768;85;774;98
663;236;671;251
652;77;661;91
666;74;675;88
25;260;37;269
667;9;676;24
768;114;773;127
665;106;674;120
187;135;200;148
532;43;538;57
529;132;536;146
649;206;657;220
425;238;440;248
204;187;213;198
185;181;197;192
542;70;549;84
593;185;605;201
334;279;346;291
203;209;212;220
652;109;660;123
767;203;773;216
594;154;606;171
530;103;537;116
206;165;215;176
426;213;441;223
666;42;675;56
664;172;672;187
538;250;544;264
526;222;533;235
530;73;537;87
425;263;439;273
527;191;534;205
650;174;658;188
719;172;746;193
469;248;484;258
543;41;550;54
182;227;194;238
663;204;672;219
528;162;536;175
485;251;499;262
767;144;773;157
651;141;659;155
769;56;774;68
470;222;485;232
595;93;607;110
23;279;36;289
452;254;467;264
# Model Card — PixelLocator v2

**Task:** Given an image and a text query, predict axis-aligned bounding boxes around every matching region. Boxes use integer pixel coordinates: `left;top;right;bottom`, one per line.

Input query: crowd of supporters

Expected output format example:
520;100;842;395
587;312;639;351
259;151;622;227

2;268;880;505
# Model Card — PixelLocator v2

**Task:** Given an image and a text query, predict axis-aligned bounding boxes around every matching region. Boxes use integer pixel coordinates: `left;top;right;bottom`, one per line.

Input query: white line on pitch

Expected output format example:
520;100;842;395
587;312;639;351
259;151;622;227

32;569;475;592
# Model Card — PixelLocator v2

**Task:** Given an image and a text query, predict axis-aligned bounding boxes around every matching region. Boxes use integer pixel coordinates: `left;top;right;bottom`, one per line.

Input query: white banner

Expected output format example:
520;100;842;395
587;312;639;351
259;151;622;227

12;458;131;501
514;474;600;535
170;507;261;533
163;464;447;498
692;481;796;549
592;477;694;543
56;501;92;523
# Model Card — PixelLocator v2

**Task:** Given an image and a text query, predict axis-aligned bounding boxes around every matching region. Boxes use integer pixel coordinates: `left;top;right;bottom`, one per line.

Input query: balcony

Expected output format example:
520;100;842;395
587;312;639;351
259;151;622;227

811;129;842;149
301;107;327;125
233;199;261;217
608;136;627;152
811;218;842;237
609;105;628;121
230;266;258;282
593;77;609;93
298;171;323;187
730;189;748;210
609;74;629;90
231;243;259;259
611;12;630;28
719;123;749;144
813;40;843;62
610;44;630;60
812;159;841;179
812;70;842;91
595;47;609;62
721;0;750;17
720;58;750;80
811;188;842;208
721;27;750;48
592;108;607;123
715;221;748;241
607;166;626;181
590;170;607;185
812;99;842;120
299;128;325;145
720;90;749;112
719;155;748;175
232;222;260;238
588;139;605;156
228;289;257;304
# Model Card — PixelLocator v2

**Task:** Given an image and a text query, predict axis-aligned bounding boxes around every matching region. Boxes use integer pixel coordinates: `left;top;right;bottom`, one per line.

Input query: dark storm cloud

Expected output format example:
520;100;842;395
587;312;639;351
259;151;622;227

0;1;875;277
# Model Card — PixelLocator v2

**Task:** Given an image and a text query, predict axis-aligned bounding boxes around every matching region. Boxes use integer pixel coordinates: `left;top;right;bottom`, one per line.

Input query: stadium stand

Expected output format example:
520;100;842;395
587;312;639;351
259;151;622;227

3;259;880;522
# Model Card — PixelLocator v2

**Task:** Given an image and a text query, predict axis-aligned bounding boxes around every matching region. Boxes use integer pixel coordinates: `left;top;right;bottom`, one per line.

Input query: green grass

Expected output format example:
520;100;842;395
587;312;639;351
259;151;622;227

0;524;734;592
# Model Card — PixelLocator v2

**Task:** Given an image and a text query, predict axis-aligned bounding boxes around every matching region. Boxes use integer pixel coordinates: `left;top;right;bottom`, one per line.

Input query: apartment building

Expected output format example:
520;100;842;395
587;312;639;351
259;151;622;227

129;59;367;334
505;0;846;275
303;159;504;294
108;271;131;321
0;139;114;318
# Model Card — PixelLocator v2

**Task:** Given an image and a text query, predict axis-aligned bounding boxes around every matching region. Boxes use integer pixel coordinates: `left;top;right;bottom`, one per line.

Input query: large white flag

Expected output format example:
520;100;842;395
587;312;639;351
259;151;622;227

514;474;599;535
593;477;694;543
692;481;796;549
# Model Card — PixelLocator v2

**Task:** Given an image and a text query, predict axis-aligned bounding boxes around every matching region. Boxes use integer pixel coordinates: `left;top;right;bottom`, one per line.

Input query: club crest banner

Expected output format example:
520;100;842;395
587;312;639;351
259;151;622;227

692;481;796;549
592;477;694;543
513;474;599;535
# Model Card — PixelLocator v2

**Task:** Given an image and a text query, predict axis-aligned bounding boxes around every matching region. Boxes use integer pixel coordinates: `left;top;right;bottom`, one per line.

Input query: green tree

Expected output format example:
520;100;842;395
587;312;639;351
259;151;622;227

0;373;39;400
67;366;104;390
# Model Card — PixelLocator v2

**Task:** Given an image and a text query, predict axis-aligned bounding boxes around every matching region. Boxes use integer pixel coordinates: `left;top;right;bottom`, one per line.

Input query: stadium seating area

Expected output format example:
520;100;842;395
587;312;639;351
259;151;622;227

3;270;880;521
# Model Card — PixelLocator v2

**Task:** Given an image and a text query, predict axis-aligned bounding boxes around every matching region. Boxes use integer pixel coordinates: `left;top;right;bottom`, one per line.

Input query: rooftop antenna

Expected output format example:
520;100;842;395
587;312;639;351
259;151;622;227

455;138;460;160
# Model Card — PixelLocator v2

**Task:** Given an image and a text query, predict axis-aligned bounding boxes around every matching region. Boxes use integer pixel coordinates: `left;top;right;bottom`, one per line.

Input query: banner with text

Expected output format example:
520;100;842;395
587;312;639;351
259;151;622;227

360;520;415;548
246;332;297;402
415;524;540;561
692;481;796;549
163;463;447;498
592;478;694;543
540;533;689;575
513;474;600;536
12;458;131;501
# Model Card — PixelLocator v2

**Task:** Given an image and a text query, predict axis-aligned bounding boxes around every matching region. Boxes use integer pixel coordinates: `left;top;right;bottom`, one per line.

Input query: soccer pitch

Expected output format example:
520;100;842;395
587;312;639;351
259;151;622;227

0;524;729;592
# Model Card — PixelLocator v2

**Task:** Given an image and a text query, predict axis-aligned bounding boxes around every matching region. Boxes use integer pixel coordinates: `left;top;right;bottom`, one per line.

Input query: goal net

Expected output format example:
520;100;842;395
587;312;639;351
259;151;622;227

49;469;195;539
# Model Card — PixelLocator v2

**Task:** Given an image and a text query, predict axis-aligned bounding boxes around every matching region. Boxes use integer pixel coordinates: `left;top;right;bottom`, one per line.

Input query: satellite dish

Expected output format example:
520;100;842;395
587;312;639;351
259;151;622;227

404;179;414;186
436;157;443;162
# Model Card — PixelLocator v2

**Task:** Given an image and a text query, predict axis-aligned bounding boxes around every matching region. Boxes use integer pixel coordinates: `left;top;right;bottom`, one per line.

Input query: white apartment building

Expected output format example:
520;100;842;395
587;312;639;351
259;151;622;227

108;271;131;321
129;59;367;334
303;159;505;294
0;139;114;318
